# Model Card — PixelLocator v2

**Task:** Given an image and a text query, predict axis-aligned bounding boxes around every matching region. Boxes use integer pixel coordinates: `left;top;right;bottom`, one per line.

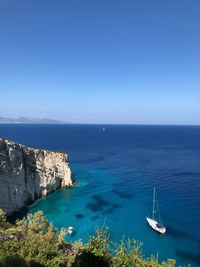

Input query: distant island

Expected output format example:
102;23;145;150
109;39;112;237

0;116;66;124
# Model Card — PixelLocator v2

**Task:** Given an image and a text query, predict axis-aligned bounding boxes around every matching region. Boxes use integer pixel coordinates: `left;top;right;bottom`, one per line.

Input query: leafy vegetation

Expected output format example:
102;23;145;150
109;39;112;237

0;209;188;267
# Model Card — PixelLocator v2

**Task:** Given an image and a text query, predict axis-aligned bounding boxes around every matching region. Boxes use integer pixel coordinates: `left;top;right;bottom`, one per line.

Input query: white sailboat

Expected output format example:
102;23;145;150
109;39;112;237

146;187;166;234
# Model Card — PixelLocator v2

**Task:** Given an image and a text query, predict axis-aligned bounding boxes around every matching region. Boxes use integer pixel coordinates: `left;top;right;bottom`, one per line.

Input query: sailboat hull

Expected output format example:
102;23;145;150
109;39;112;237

146;217;166;234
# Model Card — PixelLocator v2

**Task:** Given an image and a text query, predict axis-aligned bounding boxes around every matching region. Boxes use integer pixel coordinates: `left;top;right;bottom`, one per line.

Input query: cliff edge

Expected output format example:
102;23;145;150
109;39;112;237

0;138;72;215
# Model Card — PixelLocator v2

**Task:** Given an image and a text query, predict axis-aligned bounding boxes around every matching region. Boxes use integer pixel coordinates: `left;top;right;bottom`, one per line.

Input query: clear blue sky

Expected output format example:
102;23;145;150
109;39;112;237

0;0;199;124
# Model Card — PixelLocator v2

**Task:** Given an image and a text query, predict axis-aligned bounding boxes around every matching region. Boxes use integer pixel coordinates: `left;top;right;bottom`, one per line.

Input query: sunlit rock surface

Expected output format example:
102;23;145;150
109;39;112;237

0;138;72;214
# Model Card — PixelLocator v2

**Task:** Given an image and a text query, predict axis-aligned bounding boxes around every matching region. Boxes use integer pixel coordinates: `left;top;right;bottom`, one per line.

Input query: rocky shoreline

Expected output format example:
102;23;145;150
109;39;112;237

0;138;73;215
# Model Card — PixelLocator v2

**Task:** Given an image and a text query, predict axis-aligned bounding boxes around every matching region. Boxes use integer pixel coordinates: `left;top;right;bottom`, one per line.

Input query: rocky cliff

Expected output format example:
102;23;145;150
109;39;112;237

0;138;72;215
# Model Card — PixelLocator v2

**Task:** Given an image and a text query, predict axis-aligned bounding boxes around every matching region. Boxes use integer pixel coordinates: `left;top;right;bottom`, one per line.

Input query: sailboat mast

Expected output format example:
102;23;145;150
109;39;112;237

152;187;155;220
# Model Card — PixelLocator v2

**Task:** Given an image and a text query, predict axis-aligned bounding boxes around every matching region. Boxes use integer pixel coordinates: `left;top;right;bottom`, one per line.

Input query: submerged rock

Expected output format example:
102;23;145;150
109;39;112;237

0;138;73;215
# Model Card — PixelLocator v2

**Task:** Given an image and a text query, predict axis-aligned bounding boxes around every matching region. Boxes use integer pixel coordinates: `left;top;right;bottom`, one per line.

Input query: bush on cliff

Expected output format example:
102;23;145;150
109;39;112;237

0;209;185;267
0;209;11;230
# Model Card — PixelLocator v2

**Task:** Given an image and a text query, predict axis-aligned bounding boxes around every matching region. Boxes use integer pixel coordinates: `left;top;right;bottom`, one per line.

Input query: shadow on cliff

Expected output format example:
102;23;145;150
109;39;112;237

7;207;29;224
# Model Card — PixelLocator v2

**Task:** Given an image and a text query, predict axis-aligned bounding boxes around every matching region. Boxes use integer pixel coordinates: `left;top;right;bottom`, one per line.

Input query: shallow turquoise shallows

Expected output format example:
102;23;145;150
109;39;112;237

1;124;200;267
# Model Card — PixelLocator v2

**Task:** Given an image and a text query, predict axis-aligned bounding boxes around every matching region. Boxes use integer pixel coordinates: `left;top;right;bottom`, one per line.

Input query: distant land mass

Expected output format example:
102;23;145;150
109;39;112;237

0;116;65;124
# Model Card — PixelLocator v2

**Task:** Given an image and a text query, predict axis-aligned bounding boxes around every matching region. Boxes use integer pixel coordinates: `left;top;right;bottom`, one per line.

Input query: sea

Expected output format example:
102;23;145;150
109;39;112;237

0;124;200;266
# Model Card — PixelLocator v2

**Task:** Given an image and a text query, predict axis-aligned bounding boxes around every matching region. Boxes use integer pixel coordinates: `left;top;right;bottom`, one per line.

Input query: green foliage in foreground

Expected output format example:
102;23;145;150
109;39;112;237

0;210;189;267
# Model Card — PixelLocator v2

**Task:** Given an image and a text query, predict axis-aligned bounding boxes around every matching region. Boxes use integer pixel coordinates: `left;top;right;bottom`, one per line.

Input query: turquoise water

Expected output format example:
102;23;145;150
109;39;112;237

1;124;200;266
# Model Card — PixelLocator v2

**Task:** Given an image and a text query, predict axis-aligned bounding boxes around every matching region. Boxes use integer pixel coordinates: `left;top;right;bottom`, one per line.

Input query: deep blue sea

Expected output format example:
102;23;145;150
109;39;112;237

1;124;200;266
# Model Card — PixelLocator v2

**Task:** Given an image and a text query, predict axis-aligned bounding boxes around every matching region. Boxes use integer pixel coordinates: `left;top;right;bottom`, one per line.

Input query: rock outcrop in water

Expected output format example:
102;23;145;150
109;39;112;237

0;138;72;215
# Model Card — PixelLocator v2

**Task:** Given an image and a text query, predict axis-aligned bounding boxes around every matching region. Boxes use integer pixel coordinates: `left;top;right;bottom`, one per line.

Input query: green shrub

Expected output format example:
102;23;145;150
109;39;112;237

0;209;11;230
0;211;188;267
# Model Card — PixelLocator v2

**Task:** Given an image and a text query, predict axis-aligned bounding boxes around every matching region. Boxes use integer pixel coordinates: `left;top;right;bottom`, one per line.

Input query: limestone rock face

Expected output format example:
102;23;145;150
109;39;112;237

0;138;72;215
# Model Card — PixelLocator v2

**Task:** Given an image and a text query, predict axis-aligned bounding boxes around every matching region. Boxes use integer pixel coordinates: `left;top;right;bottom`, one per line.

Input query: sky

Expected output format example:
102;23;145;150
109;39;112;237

0;0;200;125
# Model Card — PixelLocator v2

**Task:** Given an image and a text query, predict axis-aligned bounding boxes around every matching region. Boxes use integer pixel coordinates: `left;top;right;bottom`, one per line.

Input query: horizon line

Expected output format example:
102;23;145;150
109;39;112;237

0;122;199;126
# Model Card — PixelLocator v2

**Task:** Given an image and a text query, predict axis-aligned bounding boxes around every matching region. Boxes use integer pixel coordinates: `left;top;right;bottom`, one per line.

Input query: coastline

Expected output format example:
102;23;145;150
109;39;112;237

0;138;73;215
